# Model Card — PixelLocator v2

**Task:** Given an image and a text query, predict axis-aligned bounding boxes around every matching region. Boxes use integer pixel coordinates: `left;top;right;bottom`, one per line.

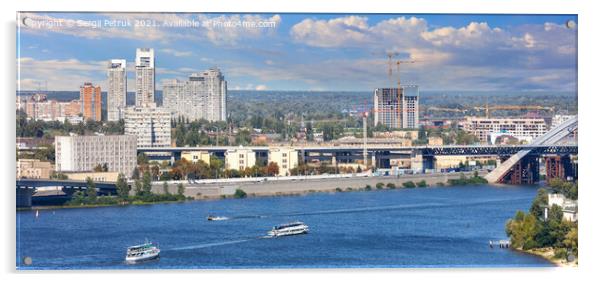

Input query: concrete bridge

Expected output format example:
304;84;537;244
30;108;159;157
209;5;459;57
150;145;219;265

16;179;117;208
485;116;578;184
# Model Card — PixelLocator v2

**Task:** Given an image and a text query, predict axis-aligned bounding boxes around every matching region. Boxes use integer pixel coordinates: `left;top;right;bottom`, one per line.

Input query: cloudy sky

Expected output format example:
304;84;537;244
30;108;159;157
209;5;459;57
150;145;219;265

17;13;577;92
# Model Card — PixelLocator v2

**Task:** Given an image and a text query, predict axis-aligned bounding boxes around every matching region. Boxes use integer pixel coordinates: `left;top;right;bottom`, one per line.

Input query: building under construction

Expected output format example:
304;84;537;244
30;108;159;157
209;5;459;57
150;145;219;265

373;85;419;129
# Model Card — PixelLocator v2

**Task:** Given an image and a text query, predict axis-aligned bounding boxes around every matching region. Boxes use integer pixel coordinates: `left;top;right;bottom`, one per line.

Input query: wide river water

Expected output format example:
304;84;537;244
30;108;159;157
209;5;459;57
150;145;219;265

16;184;552;269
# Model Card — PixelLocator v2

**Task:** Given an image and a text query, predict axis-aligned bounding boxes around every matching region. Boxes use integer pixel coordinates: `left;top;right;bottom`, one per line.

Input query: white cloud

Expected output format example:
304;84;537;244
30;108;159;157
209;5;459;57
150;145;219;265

160;48;193;57
254;84;268;91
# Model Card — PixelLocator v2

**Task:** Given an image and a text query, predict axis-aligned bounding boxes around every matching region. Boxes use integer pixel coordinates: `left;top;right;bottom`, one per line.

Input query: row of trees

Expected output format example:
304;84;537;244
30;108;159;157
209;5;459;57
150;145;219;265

66;173;187;206
505;180;578;259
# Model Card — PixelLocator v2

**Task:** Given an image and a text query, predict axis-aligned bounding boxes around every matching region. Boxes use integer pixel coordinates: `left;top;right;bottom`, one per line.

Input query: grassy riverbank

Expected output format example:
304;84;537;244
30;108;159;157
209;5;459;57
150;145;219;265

505;179;578;267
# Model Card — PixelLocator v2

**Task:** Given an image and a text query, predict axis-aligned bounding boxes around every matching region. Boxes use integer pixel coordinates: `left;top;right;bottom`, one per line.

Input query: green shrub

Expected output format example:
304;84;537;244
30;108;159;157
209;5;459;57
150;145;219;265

364;185;372;191
416;180;428;188
403;181;416;188
346;187;353;191
335;187;343;192
376;182;384;189
554;248;568;259
386;183;396;189
233;189;247;199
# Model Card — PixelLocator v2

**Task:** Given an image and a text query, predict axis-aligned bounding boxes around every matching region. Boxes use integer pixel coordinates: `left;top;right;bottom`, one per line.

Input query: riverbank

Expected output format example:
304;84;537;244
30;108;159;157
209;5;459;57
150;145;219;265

521;247;577;267
24;172;488;209
155;171;489;200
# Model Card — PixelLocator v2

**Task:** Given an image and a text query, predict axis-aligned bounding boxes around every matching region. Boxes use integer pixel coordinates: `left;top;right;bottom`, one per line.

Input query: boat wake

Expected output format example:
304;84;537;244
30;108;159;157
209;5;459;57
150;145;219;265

170;239;254;251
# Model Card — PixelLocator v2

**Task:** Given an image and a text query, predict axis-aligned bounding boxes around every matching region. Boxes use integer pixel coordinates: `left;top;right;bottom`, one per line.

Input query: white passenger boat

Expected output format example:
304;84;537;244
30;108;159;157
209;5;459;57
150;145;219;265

267;221;309;237
207;215;229;221
125;241;160;263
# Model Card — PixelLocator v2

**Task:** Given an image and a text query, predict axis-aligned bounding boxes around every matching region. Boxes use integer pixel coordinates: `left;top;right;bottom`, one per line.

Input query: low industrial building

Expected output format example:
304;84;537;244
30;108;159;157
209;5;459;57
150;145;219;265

17;159;53;179
64;171;120;182
181;151;211;164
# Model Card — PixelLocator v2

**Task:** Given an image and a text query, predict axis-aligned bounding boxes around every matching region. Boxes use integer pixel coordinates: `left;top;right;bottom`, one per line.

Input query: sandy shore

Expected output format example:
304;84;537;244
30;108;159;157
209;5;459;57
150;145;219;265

522;247;578;267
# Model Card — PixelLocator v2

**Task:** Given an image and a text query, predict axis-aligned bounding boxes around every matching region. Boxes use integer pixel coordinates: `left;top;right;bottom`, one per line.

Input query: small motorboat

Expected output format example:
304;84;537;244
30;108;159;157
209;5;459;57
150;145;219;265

267;221;309;237
207;215;229;221
125;241;160;264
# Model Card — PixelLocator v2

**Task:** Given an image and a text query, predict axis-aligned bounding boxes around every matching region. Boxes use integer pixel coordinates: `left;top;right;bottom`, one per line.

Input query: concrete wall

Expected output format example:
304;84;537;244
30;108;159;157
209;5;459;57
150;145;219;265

152;171;486;199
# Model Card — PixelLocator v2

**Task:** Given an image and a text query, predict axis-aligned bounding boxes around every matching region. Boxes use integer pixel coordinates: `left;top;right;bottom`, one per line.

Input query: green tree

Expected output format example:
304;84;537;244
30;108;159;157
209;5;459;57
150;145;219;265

530;188;548;219
85;177;97;200
142;171;152;196
134;180;143;196
116;173;130;199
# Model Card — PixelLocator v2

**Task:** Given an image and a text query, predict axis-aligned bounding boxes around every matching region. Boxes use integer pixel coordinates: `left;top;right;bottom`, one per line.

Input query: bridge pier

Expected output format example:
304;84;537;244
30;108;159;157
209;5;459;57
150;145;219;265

545;155;577;182
16;187;33;208
500;155;539;184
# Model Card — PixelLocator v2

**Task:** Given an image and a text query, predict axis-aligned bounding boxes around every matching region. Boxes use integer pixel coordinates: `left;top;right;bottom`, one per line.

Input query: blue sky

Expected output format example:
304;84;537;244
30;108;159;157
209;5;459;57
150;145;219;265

17;13;577;92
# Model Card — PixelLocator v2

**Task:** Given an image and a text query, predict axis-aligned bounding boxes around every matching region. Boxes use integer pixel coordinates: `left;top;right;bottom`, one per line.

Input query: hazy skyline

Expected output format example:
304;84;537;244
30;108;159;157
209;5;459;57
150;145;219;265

17;13;577;92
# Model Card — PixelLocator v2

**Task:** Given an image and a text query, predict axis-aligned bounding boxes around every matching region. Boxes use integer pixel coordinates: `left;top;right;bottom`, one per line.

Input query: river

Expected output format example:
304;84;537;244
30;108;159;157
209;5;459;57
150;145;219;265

16;184;552;269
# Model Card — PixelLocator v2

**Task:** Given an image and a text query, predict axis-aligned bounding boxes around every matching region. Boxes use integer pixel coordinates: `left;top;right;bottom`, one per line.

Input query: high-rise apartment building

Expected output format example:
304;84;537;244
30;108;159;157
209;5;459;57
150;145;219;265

373;85;420;129
80;82;102;121
163;68;227;121
123;105;171;148
107;59;127;121
54;135;137;177
135;48;155;107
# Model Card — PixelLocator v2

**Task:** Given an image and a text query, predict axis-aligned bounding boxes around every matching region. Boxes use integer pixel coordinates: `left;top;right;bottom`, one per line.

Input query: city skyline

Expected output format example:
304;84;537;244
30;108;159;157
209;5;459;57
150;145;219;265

17;13;577;92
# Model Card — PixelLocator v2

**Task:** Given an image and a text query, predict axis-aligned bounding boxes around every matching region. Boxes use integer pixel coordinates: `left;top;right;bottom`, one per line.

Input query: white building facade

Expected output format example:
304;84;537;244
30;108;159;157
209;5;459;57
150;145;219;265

268;147;299;176
225;147;256;171
163;68;227;121
107;59;127;121
460;117;548;144
135;48;155;107
123;106;171;148
54;135;137;177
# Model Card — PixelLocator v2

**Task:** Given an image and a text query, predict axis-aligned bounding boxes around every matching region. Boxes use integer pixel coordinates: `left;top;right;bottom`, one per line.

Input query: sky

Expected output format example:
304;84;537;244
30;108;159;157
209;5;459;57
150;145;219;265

16;13;577;92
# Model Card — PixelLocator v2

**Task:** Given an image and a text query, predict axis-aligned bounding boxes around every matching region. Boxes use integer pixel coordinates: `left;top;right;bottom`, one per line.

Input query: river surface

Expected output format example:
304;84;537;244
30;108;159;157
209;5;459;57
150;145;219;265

16;184;552;269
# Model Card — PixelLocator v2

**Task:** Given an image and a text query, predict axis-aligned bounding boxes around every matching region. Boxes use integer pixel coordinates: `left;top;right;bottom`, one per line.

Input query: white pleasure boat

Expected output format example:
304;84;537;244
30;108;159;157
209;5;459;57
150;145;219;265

125;241;160;263
267;221;309;237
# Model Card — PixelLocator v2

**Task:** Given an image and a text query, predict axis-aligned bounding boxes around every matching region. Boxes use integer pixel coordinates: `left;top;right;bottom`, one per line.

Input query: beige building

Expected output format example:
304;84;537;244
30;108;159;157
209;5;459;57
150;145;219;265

17;159;53;179
65;171;120;182
460;117;548;144
181;151;211;164
55;135;137;177
428;136;444;146
225;147;256;171
268;147;299;176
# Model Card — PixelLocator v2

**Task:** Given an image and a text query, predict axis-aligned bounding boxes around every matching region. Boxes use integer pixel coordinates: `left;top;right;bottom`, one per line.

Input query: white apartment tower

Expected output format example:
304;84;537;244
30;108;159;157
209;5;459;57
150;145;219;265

107;59;127;121
373;85;420;129
135;48;155;107
123;105;171;148
163;68;227;122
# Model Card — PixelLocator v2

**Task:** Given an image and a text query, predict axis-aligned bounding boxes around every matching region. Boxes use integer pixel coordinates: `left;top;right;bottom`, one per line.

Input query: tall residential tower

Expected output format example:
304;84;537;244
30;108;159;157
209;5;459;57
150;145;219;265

163;67;227;121
373;85;420;129
80;82;102;121
107;59;127;121
135;48;155;107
